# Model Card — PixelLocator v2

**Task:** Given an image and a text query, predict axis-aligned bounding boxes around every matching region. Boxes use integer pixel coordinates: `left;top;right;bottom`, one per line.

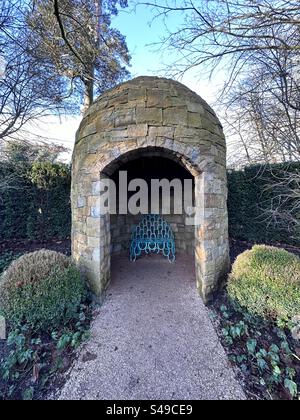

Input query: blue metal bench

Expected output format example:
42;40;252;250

130;214;176;263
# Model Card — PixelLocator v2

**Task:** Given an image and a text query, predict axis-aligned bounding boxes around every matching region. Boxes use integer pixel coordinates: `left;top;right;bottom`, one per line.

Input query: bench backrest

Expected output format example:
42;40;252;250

131;214;175;241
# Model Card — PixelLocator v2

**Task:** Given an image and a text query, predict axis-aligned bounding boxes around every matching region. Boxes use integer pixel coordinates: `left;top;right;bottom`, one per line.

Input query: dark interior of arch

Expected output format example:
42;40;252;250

108;152;196;257
111;156;193;184
101;146;198;177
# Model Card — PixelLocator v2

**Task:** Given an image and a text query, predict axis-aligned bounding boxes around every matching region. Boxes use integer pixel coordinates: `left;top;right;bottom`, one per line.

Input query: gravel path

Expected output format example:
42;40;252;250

58;254;245;400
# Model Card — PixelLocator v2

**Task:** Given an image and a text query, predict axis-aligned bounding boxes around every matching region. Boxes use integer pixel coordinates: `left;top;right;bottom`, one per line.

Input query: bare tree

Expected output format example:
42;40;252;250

143;0;300;233
0;1;17;35
144;1;300;157
257;166;300;241
0;1;73;141
0;0;131;142
143;1;300;84
224;41;300;165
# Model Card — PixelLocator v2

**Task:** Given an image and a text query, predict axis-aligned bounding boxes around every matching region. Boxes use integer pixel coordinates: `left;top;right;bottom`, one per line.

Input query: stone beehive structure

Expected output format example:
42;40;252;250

72;76;229;303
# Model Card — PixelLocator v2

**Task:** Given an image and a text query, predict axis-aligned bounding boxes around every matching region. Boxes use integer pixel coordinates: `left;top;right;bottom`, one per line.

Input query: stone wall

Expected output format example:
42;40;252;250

71;76;229;303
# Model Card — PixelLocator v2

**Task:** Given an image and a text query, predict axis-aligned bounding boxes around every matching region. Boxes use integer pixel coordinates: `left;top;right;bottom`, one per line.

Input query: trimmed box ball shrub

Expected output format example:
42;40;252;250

228;245;300;323
0;250;87;330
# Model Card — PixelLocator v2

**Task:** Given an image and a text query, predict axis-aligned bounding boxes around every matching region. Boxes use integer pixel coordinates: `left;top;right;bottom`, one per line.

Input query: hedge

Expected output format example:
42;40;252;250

0;143;71;241
0;145;299;247
228;245;300;322
0;250;87;330
227;162;300;247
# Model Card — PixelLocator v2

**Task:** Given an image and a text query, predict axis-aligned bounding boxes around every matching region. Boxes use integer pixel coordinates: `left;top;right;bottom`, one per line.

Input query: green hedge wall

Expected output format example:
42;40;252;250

227;162;300;247
0;161;71;241
0;153;299;247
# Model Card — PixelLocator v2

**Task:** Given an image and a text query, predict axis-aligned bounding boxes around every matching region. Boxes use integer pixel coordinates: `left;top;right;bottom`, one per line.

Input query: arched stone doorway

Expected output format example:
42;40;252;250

107;148;195;257
72;76;229;303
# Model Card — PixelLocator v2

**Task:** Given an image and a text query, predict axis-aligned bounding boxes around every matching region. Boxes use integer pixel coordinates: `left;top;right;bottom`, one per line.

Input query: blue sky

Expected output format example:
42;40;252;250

114;3;225;102
114;4;181;77
34;2;226;158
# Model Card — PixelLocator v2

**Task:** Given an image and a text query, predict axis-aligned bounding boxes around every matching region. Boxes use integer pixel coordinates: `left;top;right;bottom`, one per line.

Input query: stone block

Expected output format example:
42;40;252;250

92;248;101;262
201;116;218;132
187;102;205;114
86;216;100;237
92;181;101;195
107;92;128;107
128;124;149;137
81;123;97;138
136;107;163;124
96;109;115;130
128;88;147;102
88;236;100;248
148;126;175;138
188;112;202;128
147;89;167;107
74;233;87;245
77;196;86;208
163;107;187;126
204;194;225;209
91;206;101;218
114;108;136;127
109;128;128;141
174;126;201;139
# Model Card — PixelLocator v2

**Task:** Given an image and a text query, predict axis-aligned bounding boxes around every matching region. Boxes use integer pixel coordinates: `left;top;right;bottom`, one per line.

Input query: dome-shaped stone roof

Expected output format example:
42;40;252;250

76;76;224;149
91;75;218;118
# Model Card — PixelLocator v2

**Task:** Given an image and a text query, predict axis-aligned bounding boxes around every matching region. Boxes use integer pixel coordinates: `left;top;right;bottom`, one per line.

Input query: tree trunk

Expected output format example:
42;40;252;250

81;0;102;114
82;76;94;114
